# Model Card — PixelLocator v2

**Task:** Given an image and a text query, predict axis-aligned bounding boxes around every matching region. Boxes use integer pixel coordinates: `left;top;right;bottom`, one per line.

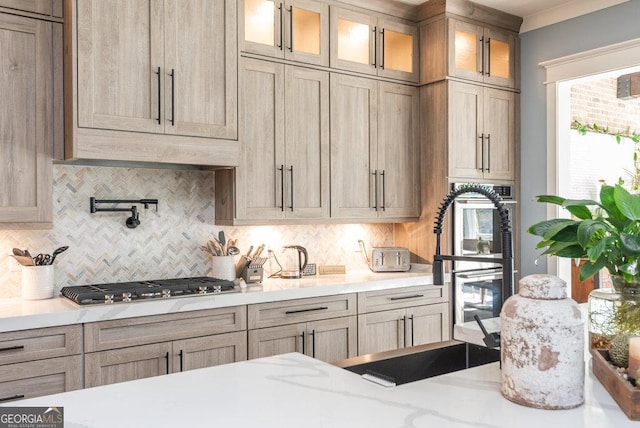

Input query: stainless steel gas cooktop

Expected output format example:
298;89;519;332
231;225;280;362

60;276;237;305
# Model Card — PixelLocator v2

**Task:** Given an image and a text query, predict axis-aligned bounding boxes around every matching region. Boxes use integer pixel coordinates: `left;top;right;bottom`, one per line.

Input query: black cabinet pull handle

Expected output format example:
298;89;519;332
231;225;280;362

300;330;305;355
288;6;293;52
381;170;386;211
410;315;415;347
278;165;285;211
277;3;284;50
285;306;328;315
372;170;378;210
0;345;24;353
288;165;294;211
179;350;184;372
169;69;175;126
479;36;485;75
380;28;385;69
164;351;169;374
154;66;161;124
479;133;485;172
486;134;491;173
310;330;316;358
389;294;424;301
0;394;24;402
486;38;491;76
372;26;377;67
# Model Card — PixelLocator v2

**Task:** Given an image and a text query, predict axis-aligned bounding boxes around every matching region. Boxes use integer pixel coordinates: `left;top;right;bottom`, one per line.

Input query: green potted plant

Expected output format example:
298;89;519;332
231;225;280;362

528;183;640;345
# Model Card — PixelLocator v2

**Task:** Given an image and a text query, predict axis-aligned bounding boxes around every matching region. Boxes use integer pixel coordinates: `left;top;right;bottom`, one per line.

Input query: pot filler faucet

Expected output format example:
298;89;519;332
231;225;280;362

432;184;515;308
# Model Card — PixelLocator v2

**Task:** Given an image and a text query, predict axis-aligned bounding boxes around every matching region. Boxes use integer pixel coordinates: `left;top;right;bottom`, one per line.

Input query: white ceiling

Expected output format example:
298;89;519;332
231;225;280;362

398;0;630;32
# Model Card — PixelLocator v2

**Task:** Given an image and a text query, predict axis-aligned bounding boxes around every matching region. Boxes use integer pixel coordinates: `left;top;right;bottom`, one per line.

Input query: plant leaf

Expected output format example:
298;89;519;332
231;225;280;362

614;185;640;220
620;259;640;276
555;244;587;258
600;185;626;220
536;195;567;205
577;220;607;247
586;236;610;262
562;201;595;220
579;257;607;281
540;241;582;256
527;219;572;237
543;222;579;242
620;232;640;254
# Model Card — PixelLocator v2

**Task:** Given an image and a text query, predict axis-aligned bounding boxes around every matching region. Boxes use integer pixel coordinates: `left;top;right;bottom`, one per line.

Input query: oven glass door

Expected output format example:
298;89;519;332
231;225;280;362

455;271;503;324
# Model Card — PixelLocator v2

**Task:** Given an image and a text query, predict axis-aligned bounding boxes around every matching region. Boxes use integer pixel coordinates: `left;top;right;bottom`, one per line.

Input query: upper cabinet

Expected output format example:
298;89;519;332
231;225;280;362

65;0;239;166
240;0;329;66
330;7;419;83
0;11;60;227
449;19;516;89
420;15;520;89
0;0;63;18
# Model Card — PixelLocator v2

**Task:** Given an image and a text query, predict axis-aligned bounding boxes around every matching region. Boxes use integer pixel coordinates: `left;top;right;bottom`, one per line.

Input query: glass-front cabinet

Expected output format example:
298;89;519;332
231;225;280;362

330;7;418;82
240;0;328;66
448;19;516;88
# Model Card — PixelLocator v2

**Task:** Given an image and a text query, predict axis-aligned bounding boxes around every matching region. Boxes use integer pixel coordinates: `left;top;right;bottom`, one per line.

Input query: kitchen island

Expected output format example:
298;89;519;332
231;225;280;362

3;351;633;428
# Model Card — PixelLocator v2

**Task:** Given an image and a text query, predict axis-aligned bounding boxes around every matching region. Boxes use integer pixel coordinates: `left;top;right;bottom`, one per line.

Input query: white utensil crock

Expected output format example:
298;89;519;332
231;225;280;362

211;255;236;281
22;265;55;300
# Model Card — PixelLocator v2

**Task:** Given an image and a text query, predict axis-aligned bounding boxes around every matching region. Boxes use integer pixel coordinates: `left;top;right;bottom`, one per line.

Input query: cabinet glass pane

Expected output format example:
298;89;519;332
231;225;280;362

245;0;275;46
454;30;477;72
337;18;369;64
383;30;412;73
292;7;320;55
489;38;510;79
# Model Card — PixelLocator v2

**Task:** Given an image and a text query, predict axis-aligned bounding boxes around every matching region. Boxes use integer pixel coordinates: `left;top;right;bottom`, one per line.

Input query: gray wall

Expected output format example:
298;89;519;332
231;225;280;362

519;0;640;276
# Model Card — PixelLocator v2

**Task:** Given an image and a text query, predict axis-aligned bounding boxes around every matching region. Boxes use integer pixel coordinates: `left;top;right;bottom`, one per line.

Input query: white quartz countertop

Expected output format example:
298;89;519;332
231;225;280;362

4;352;634;428
0;266;439;332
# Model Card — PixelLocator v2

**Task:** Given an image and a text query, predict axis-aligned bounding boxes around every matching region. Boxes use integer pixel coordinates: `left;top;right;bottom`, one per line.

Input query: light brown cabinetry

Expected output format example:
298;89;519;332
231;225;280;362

65;0;239;166
84;306;247;387
216;57;329;224
357;285;450;355
330;7;418;82
240;0;329;66
0;325;83;402
448;81;515;181
330;73;419;221
420;15;519;89
0;11;60;227
248;294;357;363
0;0;62;17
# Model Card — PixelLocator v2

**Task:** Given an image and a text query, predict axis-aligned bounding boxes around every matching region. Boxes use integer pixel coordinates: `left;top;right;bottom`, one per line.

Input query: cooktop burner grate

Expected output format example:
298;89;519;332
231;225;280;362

60;276;237;305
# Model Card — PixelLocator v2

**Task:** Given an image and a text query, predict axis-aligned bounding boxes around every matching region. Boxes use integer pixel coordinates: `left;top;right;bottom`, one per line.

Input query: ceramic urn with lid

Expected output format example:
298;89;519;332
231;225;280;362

501;274;585;409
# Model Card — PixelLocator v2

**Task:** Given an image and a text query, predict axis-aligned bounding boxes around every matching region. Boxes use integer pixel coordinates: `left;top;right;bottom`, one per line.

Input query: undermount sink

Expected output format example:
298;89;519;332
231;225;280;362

334;340;499;386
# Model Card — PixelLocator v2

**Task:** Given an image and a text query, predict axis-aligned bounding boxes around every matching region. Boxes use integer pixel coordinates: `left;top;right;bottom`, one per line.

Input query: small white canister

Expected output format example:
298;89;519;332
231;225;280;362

501;274;584;409
211;255;236;281
22;265;55;300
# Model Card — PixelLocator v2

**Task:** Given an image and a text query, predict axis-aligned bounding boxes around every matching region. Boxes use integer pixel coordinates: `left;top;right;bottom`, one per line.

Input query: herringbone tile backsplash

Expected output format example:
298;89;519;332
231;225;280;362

0;165;393;298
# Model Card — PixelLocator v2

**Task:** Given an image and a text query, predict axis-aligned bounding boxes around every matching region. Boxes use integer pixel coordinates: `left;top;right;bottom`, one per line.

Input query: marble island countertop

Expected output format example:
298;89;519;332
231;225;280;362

4;351;634;428
0;265;439;332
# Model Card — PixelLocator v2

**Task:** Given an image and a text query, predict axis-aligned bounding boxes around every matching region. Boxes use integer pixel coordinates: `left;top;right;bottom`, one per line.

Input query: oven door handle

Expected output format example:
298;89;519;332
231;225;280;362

455;199;517;205
456;271;503;280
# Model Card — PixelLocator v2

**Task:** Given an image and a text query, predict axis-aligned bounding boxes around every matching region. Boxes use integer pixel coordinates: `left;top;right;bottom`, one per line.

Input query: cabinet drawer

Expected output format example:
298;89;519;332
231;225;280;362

0;325;82;365
358;285;449;313
85;306;247;352
0;355;83;402
248;294;357;329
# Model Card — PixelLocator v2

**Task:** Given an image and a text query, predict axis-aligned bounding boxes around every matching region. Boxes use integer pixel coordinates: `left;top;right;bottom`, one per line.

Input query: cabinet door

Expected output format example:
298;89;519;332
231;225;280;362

173;331;247;372
406;303;450;348
448;19;483;84
330;7;376;76
164;0;237;139
377;83;419;219
236;58;286;220
483;88;515;181
284;0;329;66
377;19;418;82
484;27;516;88
0;356;82;402
76;0;164;133
240;0;284;58
0;0;52;15
448;81;484;181
330;74;378;219
306;316;357;363
248;324;305;359
85;342;172;388
0;13;53;224
285;66;330;219
357;309;405;356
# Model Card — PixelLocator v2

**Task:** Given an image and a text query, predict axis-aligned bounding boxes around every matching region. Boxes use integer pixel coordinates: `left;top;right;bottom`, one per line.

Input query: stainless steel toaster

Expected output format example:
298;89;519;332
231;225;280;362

370;247;411;272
